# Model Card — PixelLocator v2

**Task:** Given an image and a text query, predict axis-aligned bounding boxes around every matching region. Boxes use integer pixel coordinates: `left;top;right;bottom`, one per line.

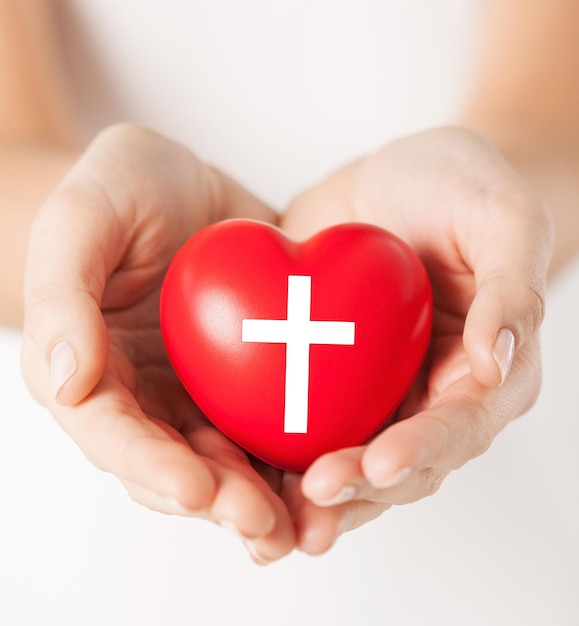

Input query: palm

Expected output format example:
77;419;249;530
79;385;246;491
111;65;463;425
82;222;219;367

392;273;473;424
20;125;296;559
103;280;286;497
104;284;194;432
24;125;549;559
280;128;547;527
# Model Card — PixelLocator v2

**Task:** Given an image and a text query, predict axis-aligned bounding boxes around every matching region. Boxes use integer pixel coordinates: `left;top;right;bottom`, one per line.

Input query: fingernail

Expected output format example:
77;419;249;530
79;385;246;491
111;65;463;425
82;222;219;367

50;341;77;398
220;522;273;564
493;328;515;385
219;520;243;539
313;485;357;507
164;496;197;516
372;466;412;490
246;540;273;566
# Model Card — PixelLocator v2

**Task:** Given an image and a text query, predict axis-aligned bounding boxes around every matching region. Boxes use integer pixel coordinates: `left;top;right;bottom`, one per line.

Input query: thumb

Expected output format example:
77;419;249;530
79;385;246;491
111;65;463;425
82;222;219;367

21;185;116;406
462;194;553;387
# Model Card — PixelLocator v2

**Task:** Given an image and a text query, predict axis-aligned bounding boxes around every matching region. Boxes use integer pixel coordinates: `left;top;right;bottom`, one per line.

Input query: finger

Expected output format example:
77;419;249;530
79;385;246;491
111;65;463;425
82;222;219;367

242;505;296;565
22;179;122;406
294;501;343;555
461;186;553;387
207;466;295;563
184;425;295;562
120;474;295;566
22;126;277;407
21;124;197;406
336;500;391;534
281;473;340;556
47;373;217;512
362;389;494;490
63;373;295;559
302;445;416;508
302;444;435;507
202;469;276;537
295;501;389;554
301;447;368;506
362;341;540;501
119;479;210;517
284;473;390;555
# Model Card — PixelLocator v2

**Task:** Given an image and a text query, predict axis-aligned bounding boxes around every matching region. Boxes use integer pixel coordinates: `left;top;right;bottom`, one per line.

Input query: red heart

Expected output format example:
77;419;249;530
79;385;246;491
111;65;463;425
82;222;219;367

160;219;432;472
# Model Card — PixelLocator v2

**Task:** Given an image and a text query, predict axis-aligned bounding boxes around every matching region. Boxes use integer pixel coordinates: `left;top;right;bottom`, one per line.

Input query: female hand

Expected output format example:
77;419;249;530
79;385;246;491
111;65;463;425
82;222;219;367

281;127;554;554
21;123;295;564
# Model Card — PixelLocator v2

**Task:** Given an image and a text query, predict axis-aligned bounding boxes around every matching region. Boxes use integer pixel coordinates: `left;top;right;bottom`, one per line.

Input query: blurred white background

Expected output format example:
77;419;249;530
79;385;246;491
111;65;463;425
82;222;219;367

1;1;578;624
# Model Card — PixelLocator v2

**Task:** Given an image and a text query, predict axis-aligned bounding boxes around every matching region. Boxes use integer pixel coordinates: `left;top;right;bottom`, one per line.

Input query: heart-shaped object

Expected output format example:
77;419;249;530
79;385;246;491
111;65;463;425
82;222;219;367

160;219;432;472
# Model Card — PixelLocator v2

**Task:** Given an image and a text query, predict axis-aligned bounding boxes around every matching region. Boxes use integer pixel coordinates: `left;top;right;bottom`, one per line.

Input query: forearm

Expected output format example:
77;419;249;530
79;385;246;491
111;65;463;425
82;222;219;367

463;0;579;278
0;0;80;145
494;136;579;279
0;1;84;326
466;0;579;136
0;142;79;327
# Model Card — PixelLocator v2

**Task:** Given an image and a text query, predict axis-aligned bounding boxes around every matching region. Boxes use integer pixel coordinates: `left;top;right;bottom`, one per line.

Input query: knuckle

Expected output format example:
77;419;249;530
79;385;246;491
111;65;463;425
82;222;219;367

417;467;447;500
23;289;60;356
525;283;546;334
429;395;497;468
496;279;546;348
470;417;496;459
93;123;169;163
24;288;101;354
394;468;448;505
507;281;546;346
459;397;497;461
510;337;543;415
342;502;391;532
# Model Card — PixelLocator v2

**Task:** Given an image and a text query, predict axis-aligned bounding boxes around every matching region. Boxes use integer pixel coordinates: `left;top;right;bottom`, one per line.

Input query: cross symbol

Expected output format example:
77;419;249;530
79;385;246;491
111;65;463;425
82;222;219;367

242;275;355;434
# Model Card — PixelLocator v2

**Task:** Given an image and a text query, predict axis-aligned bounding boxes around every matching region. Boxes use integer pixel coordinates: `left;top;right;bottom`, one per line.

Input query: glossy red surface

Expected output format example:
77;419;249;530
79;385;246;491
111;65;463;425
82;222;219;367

160;219;432;472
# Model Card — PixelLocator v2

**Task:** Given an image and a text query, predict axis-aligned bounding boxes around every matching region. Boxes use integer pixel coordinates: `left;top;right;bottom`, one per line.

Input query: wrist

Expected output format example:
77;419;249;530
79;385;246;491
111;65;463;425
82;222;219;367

463;117;579;279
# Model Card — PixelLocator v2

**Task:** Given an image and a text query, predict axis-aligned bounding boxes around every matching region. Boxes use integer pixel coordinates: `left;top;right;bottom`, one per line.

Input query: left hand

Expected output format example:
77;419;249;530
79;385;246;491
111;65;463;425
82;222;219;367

280;127;553;554
20;124;296;564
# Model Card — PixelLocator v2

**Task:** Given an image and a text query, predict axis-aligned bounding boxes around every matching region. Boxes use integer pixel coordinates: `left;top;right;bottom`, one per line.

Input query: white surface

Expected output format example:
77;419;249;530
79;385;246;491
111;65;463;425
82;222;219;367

242;275;355;433
62;0;478;208
1;1;578;624
2;269;578;625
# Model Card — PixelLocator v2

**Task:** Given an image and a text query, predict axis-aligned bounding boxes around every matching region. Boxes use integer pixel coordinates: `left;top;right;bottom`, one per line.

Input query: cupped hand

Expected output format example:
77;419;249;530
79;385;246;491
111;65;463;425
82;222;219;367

21;124;294;563
281;127;554;552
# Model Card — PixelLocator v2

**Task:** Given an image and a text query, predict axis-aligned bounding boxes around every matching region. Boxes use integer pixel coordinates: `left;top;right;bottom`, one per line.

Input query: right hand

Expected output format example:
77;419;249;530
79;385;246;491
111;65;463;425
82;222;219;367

21;123;295;564
281;127;552;548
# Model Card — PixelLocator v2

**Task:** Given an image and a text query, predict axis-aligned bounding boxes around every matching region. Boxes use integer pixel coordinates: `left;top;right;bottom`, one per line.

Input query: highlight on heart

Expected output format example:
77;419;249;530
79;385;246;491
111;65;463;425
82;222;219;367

160;218;433;472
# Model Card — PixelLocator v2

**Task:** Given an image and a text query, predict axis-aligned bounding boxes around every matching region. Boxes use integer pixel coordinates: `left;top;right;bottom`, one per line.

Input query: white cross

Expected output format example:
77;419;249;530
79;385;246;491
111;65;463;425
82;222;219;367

241;275;355;434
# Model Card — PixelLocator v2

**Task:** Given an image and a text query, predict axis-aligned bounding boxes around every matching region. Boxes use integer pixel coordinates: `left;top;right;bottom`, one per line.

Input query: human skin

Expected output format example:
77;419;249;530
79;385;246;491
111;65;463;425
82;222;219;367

0;0;81;327
2;1;578;562
280;128;551;538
